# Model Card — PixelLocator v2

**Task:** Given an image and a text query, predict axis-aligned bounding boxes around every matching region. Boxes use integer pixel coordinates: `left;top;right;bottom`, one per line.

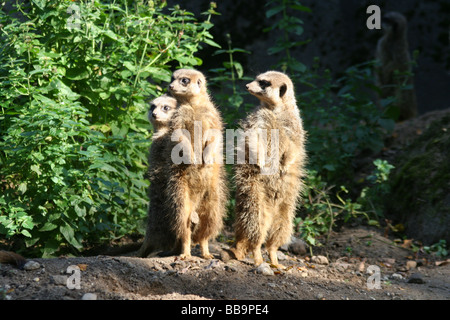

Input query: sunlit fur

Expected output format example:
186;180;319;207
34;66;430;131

232;71;307;269
166;69;228;259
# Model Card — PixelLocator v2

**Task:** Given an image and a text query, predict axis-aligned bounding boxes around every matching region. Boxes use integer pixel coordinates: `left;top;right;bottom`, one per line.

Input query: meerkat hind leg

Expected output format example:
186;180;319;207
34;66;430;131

179;195;195;259
199;239;214;259
267;246;285;269
252;244;265;266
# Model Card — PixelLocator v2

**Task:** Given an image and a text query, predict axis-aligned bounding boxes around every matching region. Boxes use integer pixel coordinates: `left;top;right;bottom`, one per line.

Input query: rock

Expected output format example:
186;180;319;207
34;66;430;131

408;273;426;284
205;259;221;270
224;265;237;272
81;293;97;300
331;262;351;272
51;275;68;286
276;251;287;261
23;260;40;271
386;114;450;245
284;237;307;255
406;260;417;270
255;263;274;276
390;273;404;280
311;255;329;265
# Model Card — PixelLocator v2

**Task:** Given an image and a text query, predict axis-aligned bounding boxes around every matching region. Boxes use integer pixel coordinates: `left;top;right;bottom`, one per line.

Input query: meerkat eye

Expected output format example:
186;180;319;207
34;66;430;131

258;80;271;90
180;77;191;86
279;84;287;98
163;105;170;111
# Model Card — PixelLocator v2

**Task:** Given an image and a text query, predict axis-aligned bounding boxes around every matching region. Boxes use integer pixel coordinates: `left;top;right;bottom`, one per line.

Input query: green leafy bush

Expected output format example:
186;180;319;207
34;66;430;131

0;0;219;257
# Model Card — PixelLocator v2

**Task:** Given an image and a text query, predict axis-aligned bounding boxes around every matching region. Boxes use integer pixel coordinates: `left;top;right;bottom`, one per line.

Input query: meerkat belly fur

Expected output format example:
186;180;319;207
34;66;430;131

165;69;227;259
138;94;180;257
232;71;306;268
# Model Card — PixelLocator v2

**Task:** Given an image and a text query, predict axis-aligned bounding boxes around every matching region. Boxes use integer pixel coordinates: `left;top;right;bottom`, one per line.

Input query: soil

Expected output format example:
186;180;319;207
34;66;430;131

1;225;449;301
1;109;449;302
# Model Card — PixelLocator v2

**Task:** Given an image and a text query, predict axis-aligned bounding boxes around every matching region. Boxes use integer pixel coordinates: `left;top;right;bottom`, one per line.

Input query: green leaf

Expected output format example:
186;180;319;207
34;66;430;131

89;162;118;173
39;222;58;232
103;30;119;41
60;224;82;249
18;182;27;195
233;62;244;79
123;61;136;72
266;5;283;18
66;67;90;80
203;37;221;48
31;164;42;176
31;0;46;10
21;229;32;237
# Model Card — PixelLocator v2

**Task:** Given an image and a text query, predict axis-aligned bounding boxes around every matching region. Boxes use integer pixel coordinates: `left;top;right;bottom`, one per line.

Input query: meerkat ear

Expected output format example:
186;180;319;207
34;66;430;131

279;83;287;98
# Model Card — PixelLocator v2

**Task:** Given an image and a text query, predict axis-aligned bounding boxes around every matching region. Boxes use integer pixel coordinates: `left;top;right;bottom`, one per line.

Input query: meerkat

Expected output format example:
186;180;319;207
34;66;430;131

375;11;418;121
231;71;306;269
137;94;180;258
165;68;228;259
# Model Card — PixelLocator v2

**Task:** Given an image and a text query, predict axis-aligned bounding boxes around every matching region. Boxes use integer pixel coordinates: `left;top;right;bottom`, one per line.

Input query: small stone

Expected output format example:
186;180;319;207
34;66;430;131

33;277;40;282
23;260;40;271
287;237;307;255
277;251;287;261
408;273;425;284
406;260;417;270
255;263;274;276
316;293;324;300
225;265;237;272
205;259;221;270
81;293;97;300
311;255;329;265
51;275;68;286
390;273;403;280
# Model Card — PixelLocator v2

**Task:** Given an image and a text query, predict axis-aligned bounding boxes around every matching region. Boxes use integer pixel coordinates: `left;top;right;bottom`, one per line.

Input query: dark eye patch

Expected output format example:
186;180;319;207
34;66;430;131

180;77;191;86
150;104;156;112
258;80;271;90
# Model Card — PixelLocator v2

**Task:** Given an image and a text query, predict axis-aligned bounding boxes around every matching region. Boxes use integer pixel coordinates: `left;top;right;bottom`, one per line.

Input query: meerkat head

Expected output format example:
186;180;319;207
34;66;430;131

382;12;407;36
148;94;177;129
168;69;207;102
246;71;296;110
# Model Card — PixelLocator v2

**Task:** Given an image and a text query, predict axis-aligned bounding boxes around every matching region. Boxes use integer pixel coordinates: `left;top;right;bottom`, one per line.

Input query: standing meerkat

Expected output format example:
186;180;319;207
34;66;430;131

165;68;228;259
375;11;418;121
137;94;180;257
231;71;306;269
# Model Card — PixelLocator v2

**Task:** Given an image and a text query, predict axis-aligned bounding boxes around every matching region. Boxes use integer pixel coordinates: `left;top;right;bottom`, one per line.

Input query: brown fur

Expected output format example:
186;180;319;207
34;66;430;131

0;250;26;269
375;11;418;121
165;69;228;259
137;94;179;258
231;71;307;268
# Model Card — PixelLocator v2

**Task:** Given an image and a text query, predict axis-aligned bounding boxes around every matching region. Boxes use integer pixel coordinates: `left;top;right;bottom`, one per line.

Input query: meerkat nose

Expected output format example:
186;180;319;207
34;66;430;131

245;84;249;90
169;84;174;90
152;112;157;118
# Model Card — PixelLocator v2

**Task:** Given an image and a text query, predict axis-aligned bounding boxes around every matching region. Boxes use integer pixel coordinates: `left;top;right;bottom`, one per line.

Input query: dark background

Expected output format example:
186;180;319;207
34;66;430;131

168;0;450;115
